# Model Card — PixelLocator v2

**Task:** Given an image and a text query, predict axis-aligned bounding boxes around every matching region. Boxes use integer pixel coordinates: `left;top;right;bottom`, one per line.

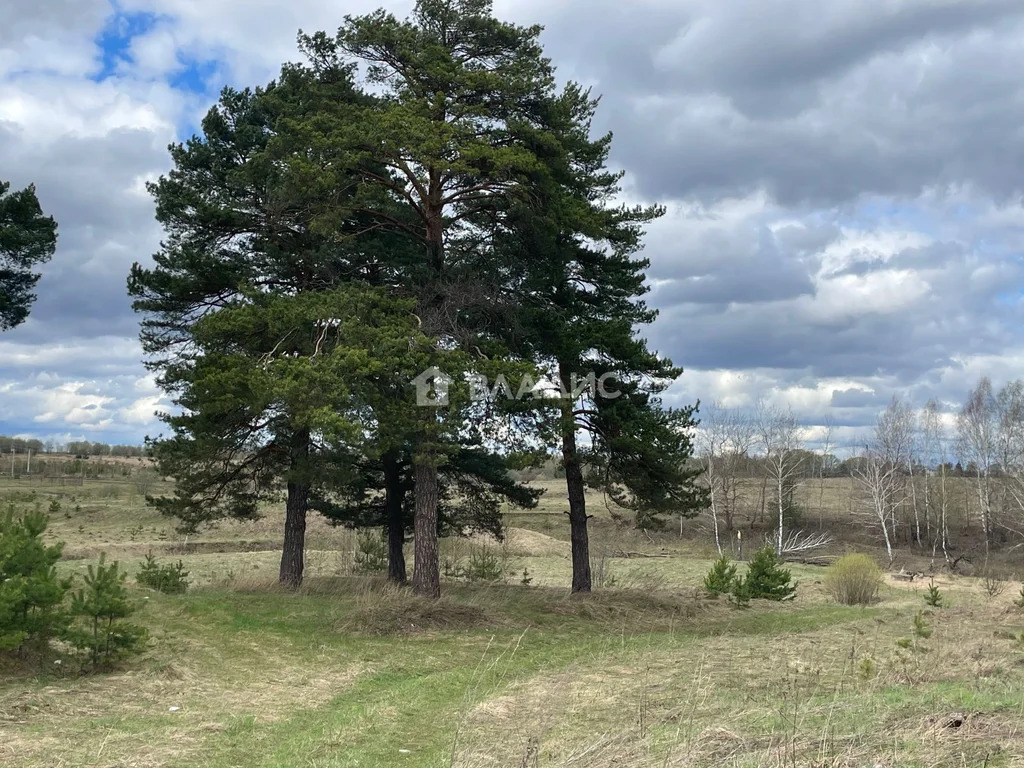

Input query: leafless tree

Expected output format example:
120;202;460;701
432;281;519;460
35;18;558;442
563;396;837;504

994;380;1024;539
853;397;914;566
958;378;997;553
816;418;834;529
698;404;728;554
907;413;922;547
920;399;950;564
134;467;159;496
754;404;804;556
766;529;834;556
698;404;754;553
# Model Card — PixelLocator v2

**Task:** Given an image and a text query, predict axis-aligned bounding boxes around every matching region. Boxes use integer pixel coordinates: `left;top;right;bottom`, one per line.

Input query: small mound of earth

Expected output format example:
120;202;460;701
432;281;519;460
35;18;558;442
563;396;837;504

465;527;566;557
505;527;567;557
344;600;497;636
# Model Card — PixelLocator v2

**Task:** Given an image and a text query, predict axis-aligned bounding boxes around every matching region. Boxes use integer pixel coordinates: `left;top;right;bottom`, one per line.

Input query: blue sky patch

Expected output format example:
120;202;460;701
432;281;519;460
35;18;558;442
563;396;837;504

169;56;220;94
93;6;160;82
93;3;218;100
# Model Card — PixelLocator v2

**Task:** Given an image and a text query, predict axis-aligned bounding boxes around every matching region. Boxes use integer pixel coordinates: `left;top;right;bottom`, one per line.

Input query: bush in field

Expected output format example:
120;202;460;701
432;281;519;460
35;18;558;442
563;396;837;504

0;505;70;653
67;555;147;668
353;530;388;573
133;468;159;496
824;553;882;605
442;545;506;583
703;554;738;597
136;552;190;594
738;546;796;601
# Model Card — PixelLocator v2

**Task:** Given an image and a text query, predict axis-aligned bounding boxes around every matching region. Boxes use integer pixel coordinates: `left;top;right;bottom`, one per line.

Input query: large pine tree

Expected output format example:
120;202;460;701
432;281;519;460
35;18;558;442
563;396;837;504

129;66;386;586
131;53;537;589
0;180;57;331
297;0;557;597
500;85;706;592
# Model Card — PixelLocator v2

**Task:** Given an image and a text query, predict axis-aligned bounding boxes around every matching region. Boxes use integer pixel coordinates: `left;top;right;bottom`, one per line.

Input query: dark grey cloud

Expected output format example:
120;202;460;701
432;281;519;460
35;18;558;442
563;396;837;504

830;388;892;409
0;123;168;345
511;0;1024;205
0;0;108;44
5;0;1024;443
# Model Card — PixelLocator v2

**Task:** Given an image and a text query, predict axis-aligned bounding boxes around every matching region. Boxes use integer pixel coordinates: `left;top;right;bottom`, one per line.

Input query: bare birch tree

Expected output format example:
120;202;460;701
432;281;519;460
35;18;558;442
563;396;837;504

995;380;1024;539
853;397;913;565
816;418;834;529
699;404;754;554
920;399;950;564
957;378;997;553
755;404;804;556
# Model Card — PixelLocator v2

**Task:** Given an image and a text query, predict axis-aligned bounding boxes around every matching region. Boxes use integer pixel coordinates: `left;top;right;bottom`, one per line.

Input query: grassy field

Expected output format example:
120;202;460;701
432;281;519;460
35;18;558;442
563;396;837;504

2;474;1024;767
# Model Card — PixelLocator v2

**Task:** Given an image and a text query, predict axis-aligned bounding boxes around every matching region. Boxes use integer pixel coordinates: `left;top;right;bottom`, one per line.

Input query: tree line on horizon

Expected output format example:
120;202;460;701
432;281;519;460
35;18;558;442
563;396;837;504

697;379;1024;567
0;436;148;459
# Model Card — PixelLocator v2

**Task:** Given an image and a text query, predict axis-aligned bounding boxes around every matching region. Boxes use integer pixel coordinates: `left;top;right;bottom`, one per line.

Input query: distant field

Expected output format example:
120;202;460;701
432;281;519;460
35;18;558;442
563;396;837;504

2;472;1024;767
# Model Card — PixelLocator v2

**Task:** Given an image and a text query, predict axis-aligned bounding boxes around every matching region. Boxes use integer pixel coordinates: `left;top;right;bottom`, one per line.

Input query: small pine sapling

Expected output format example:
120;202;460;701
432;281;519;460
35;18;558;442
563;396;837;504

743;545;796;601
728;576;751;608
67;555;147;668
703;554;739;597
924;579;943;608
353;531;388;574
911;610;932;652
136;552;190;594
0;505;70;654
858;657;876;680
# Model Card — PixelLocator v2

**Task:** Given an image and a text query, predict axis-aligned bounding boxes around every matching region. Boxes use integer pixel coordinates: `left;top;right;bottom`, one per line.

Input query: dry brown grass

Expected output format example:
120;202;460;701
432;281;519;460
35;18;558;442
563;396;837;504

0;639;363;768
447;584;1024;768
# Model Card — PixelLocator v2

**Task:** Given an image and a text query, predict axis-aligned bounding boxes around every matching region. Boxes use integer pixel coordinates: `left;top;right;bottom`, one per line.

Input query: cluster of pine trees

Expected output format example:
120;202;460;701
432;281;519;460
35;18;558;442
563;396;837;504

0;1;682;600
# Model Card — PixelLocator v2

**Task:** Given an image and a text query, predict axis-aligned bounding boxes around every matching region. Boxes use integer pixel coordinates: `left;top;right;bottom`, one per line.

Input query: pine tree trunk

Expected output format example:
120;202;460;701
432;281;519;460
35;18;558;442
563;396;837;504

280;480;309;588
412;459;440;598
279;430;310;588
560;387;592;593
383;452;407;584
410;187;446;600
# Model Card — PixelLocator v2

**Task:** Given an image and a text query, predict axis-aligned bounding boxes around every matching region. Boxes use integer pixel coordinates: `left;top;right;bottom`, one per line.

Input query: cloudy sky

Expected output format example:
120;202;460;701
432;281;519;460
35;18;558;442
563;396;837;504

2;0;1023;450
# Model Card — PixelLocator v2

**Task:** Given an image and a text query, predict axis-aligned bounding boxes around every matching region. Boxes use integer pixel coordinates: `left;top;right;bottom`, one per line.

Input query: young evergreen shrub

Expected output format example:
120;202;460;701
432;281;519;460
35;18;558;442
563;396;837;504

924;580;944;608
729;576;751;607
442;545;506;582
824;553;882;605
703;554;738;596
67;555;147;668
464;546;504;582
742;546;796;601
0;505;70;653
353;530;388;573
136;552;190;594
